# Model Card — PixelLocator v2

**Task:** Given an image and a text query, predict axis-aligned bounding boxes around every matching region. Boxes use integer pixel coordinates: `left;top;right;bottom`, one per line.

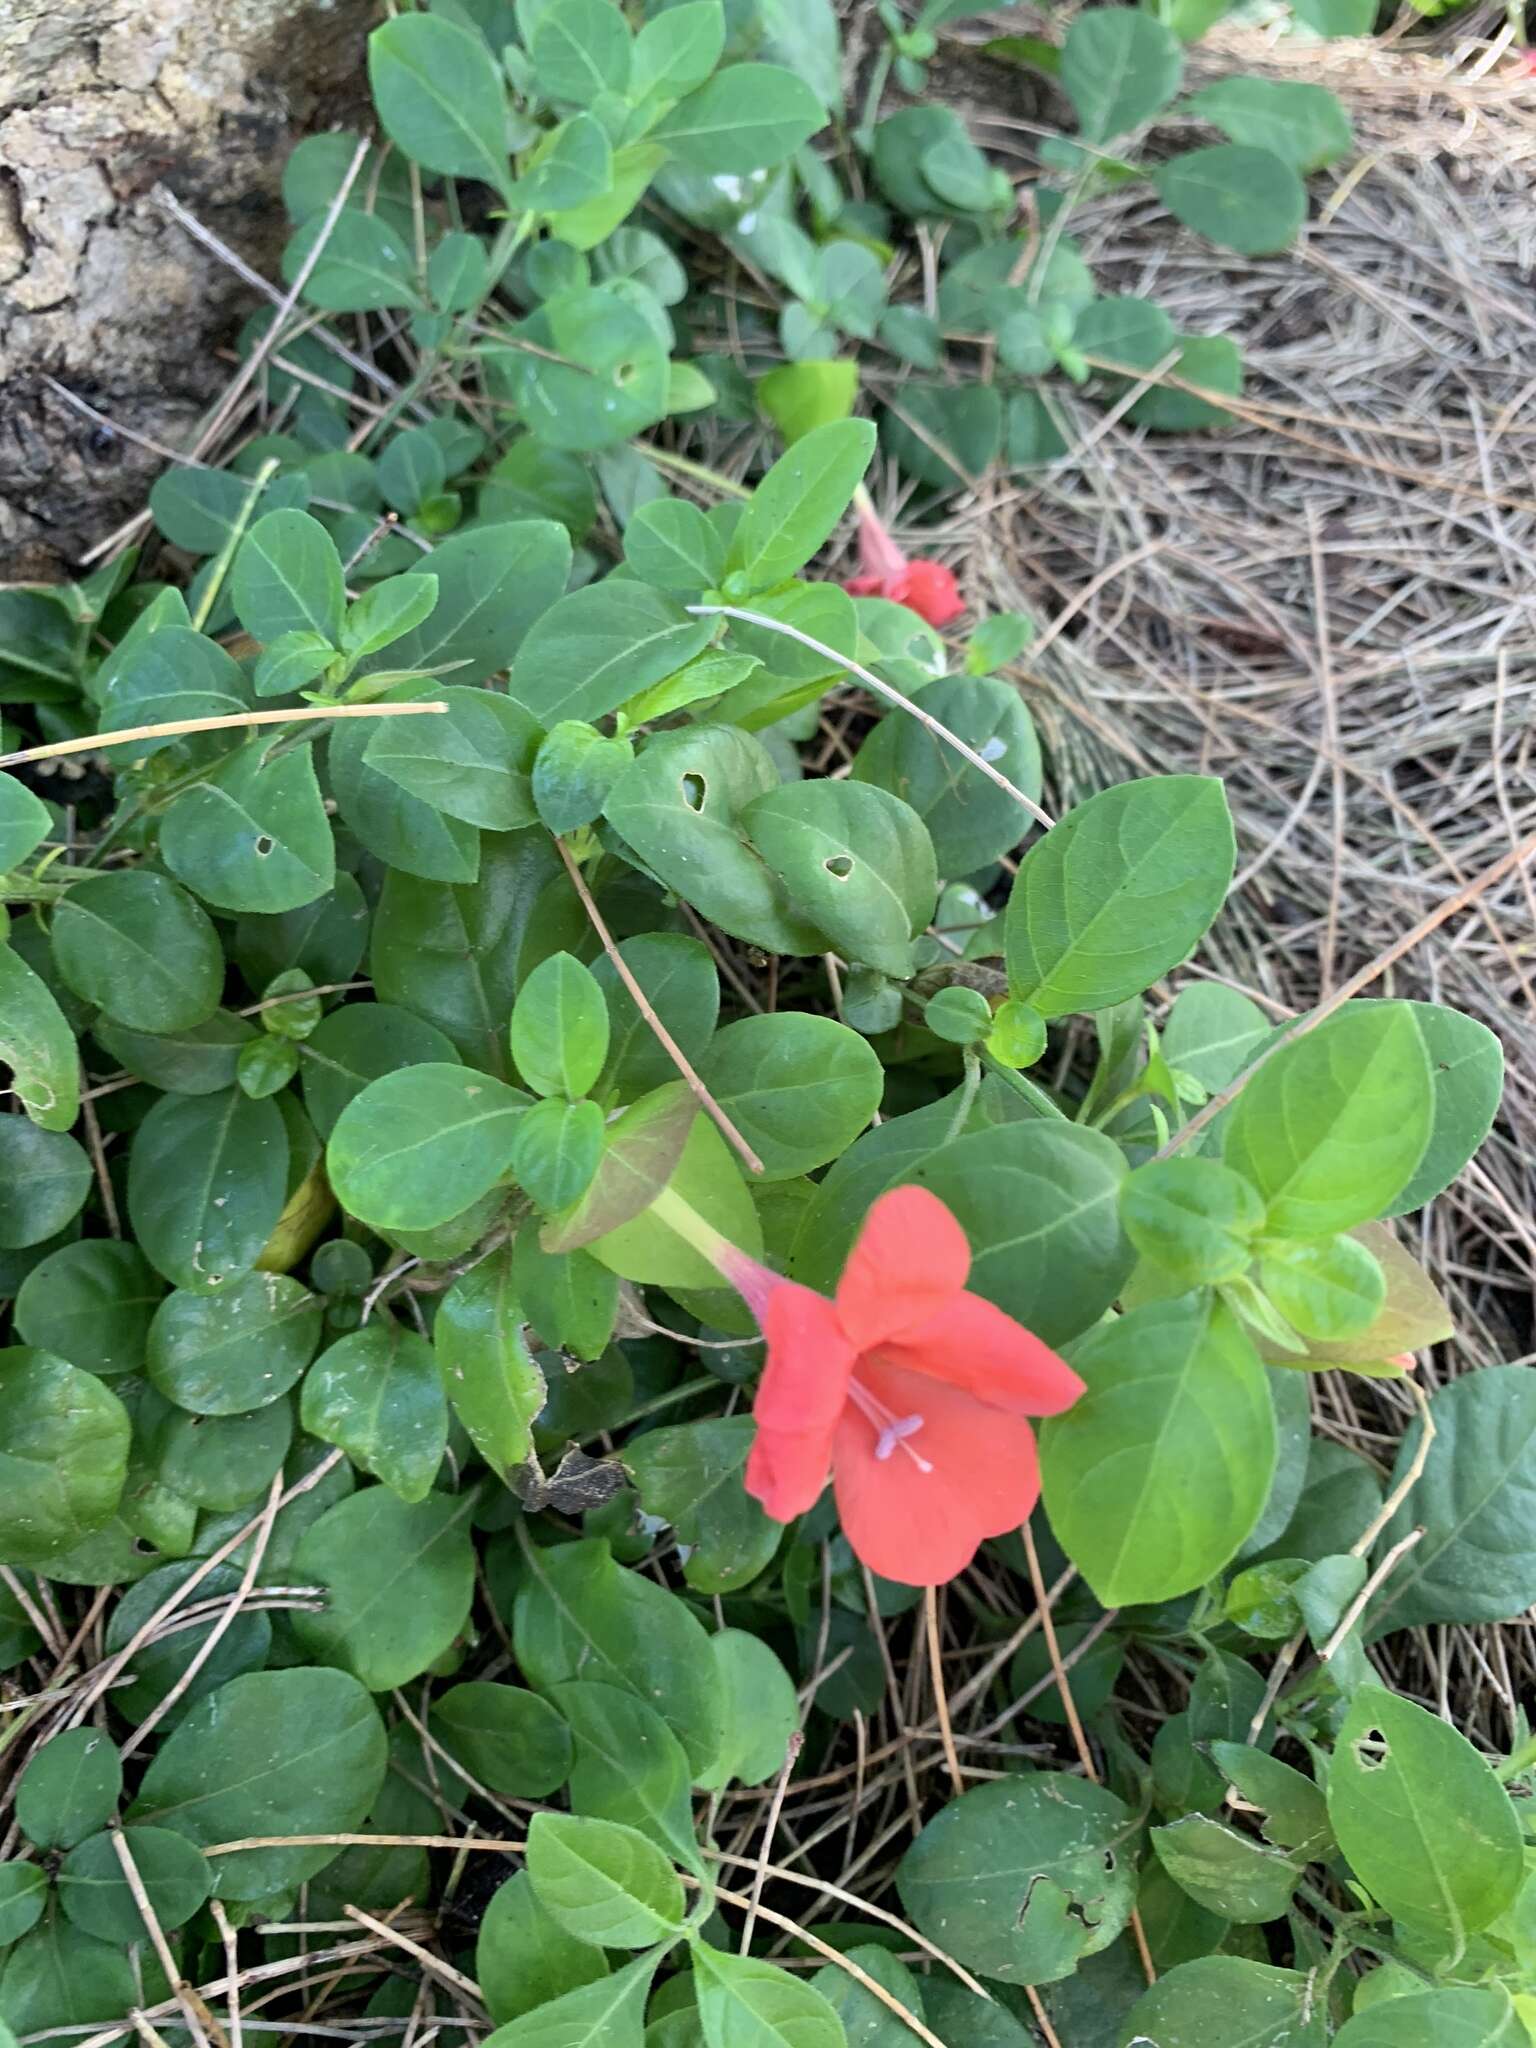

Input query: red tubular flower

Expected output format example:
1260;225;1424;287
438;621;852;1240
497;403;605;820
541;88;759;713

842;497;966;630
714;1187;1084;1586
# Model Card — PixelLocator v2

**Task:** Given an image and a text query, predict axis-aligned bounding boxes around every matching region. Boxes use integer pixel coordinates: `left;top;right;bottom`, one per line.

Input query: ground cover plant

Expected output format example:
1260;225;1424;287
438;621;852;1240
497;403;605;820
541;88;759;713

1;4;1534;2044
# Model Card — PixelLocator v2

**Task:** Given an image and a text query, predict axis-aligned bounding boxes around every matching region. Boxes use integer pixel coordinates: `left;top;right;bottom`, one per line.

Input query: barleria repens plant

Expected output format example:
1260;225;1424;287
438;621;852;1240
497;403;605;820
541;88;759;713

1;4;1534;2045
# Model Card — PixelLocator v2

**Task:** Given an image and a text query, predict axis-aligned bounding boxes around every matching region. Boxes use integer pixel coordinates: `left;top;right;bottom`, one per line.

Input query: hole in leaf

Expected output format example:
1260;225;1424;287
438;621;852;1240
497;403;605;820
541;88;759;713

614;360;638;386
680;774;706;812
254;834;275;856
824;854;854;880
1352;1730;1389;1771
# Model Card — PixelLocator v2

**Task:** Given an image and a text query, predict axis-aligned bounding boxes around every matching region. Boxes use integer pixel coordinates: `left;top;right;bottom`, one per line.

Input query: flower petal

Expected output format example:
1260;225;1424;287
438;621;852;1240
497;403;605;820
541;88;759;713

856;504;911;586
746;1421;835;1522
882;1291;1086;1416
835;1185;970;1348
901;559;965;628
831;1361;1042;1587
753;1282;857;1435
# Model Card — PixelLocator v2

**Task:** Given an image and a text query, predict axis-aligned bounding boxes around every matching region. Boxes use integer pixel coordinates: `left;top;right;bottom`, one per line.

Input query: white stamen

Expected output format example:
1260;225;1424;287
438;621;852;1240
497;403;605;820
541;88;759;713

875;1413;926;1461
849;1378;934;1473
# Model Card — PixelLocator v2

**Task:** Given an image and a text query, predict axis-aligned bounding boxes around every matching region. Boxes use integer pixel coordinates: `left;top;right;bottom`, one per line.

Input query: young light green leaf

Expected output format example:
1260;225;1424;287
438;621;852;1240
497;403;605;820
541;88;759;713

1120;1157;1265;1288
1328;1687;1523;1955
477;1871;610;2027
51;871;223;1034
231;509;345;647
1222;1004;1433;1236
368;13;515;197
1061;7;1183;140
326;1063;530;1231
435;1247;546;1480
726;419;875;592
1388;1002;1503;1215
1004;776;1234;1017
291;1486;476;1690
1040;1295;1276;1604
624;499;727;592
526;1812;685;1948
1259;1234;1385;1343
512;952;610;1099
341;573;439;663
513;1096;605;1211
693;1942;848;2048
300;1321;450;1503
480;1950;657;2048
0;942;81;1130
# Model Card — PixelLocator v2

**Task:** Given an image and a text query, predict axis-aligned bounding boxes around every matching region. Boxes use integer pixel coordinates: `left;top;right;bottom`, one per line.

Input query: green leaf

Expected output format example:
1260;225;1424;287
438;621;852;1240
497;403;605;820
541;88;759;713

742;779;937;978
604;726;823;956
757;361;859;446
694;1630;798;1791
232;508;345;646
1187;78;1352;172
1389;1002;1503;1214
897;1774;1139;1985
355;522;572;688
341;573;439;662
0;1866;47;1946
552;1680;698;1864
0;1919;149;2039
514;113;613;214
1116;1958;1329;2048
808;1947;922;2048
0;941;81;1130
1222;1004;1433;1236
107;1559;276;1725
58;1827;211;1943
1328;1687;1523;1954
1004;776;1234;1017
694;1015;880;1183
13;1241;161;1378
652;62;823;173
129;1666;388;1898
283;209;423;312
513;952;611;1099
369;13;514;197
127;1089;288;1293
297;1003;458;1143
1206;1742;1331;1857
156;1400;292;1512
1041;1295;1276;1604
630;0;724;108
432;1682;572;1800
477;1871;611;2027
532;723;634;836
148;1271;322;1415
882;383;1002;487
625;499;727;592
327;1063;530;1231
0;1122;91;1250
328;688;481;883
291;1485;476;1688
1260;1234;1384;1342
494;290;667;451
1290;0;1374;34
1156;145;1307;256
51;871;223;1034
300;1321;450;1501
1151;1813;1301;1923
625;1418;779;1593
436;1248;546;1480
727;419;875;592
579;1096;761;1290
691;1944;844;2047
530;0;630;103
1162;981;1270;1093
508;582;713;729
16;1730;123;1851
513;1536;725;1773
362;687;539;831
1332;1988;1525;2048
482;1950;657;2047
1128;333;1242;430
161;738;334;915
1368;1365;1536;1634
514;1096;605;1209
851;674;1042;877
1061;7;1183;140
1120;1157;1265;1288
1072;295;1177;374
527;1811;685;1948
0;772;52;871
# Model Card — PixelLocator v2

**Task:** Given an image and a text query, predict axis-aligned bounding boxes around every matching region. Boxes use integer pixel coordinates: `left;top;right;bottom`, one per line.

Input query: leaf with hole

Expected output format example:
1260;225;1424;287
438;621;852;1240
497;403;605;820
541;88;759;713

0;942;81;1131
161;738;334;915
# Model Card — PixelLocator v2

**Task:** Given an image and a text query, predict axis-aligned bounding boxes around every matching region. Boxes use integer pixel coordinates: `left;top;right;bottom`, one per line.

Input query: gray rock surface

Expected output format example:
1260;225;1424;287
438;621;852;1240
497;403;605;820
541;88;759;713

0;0;372;575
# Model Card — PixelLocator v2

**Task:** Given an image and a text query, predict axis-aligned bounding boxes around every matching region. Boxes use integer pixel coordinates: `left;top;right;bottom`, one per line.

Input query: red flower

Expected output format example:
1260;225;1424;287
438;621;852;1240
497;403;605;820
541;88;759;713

725;1187;1084;1586
842;498;965;629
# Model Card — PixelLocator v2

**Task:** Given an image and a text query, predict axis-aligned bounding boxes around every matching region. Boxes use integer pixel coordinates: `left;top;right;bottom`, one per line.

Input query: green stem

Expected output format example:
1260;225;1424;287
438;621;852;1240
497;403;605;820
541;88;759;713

979;1047;1070;1121
191;457;280;632
637;443;752;501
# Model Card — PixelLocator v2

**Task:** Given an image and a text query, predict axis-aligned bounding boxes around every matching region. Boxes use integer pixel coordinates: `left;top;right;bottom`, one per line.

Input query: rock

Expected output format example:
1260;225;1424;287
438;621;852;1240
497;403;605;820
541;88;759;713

0;0;373;576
